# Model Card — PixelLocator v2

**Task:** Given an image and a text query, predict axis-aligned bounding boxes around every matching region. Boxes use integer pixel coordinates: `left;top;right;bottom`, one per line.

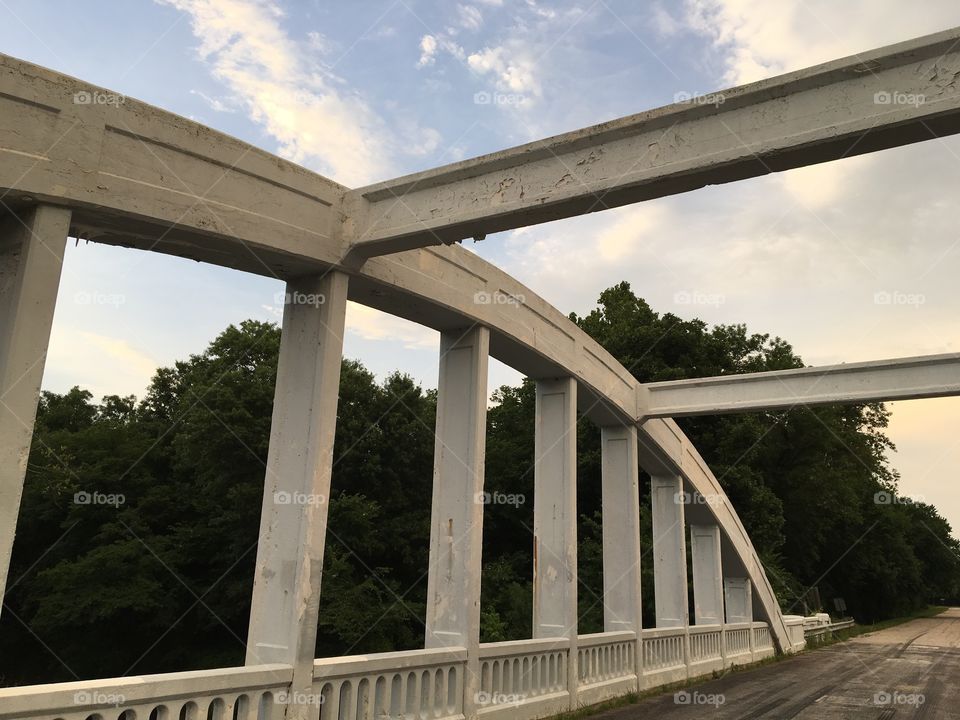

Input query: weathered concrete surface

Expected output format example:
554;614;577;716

0;53;347;278
245;272;348;720
0;206;70;618
588;608;960;719
641;353;960;419
348;27;960;256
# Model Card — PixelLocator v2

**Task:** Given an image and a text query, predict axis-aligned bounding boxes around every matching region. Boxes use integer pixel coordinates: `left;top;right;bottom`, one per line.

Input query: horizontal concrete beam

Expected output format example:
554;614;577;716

0;53;348;278
640;353;960;418
347;26;960;257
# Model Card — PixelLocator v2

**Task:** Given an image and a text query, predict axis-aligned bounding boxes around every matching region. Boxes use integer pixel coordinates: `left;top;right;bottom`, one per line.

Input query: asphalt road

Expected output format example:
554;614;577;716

590;608;960;719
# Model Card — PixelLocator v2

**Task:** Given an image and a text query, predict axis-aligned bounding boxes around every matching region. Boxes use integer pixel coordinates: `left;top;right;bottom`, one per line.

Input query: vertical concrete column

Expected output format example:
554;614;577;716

600;425;642;689
690;523;725;665
0;206;70;617
246;271;348;718
723;578;752;624
690;525;723;625
425;326;489;719
533;377;577;708
650;476;688;629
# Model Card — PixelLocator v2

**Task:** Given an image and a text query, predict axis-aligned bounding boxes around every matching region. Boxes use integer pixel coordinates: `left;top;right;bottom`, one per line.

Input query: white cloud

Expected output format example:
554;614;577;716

467;45;540;96
189;88;237;113
594;205;669;262
685;0;960;85
651;4;681;38
779;155;865;210
306;30;332;54
418;34;439;67
346;302;439;350
46;328;159;400
459;4;483;31
157;0;439;186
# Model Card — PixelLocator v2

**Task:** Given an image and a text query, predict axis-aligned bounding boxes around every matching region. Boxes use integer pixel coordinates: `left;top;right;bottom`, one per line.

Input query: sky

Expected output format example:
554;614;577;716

1;0;959;531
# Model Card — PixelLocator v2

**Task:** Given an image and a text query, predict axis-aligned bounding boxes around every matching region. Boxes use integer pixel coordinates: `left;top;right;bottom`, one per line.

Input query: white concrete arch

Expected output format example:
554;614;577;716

7;25;960;717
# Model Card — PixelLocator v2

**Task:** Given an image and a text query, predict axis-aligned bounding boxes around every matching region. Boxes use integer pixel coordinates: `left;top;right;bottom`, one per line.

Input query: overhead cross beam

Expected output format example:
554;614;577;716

345;27;960;259
639;353;960;419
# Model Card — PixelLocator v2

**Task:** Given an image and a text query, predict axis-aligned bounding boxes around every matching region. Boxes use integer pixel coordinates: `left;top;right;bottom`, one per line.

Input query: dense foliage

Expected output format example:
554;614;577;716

2;285;958;685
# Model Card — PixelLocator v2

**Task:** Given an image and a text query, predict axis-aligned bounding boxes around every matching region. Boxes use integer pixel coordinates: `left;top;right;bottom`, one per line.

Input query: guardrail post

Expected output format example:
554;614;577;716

533;377;578;710
600;425;642;692
0;205;70;620
425;326;489;720
246;271;348;719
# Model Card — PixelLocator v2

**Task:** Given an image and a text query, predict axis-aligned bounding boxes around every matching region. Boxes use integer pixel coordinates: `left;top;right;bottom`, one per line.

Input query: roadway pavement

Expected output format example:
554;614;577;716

591;608;960;719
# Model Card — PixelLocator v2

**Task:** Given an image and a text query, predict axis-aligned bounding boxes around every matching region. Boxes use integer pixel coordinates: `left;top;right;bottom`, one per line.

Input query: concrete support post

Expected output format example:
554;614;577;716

690;525;723;625
650;475;689;675
0;206;70;617
650;476;688;628
600;425;642;689
246;271;348;718
690;523;725;665
425;326;489;719
533;377;578;709
723;578;752;624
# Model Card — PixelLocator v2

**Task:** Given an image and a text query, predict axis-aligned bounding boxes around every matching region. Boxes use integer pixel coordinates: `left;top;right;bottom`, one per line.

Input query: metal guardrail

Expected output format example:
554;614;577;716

804;619;856;639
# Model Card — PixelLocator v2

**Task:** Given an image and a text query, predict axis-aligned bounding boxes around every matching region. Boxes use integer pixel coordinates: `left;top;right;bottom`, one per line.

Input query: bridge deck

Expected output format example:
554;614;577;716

588;608;960;719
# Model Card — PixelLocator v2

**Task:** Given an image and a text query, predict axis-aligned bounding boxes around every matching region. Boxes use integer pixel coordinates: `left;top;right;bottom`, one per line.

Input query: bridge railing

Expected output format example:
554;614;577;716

688;624;724;675
576;631;637;706
0;663;293;720
476;637;570;720
640;626;687;688
724;621;754;665
312;647;466;720
753;621;777;659
0;622;787;720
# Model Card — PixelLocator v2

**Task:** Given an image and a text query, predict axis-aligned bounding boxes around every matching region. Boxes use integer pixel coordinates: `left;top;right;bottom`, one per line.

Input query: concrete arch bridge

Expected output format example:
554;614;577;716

2;25;960;720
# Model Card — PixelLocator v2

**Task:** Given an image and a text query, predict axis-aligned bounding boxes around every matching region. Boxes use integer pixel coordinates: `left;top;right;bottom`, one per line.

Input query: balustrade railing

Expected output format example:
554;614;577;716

724;622;753;665
476;638;569;720
313;647;465;720
576;631;637;705
0;622;791;720
0;664;292;720
752;622;776;660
